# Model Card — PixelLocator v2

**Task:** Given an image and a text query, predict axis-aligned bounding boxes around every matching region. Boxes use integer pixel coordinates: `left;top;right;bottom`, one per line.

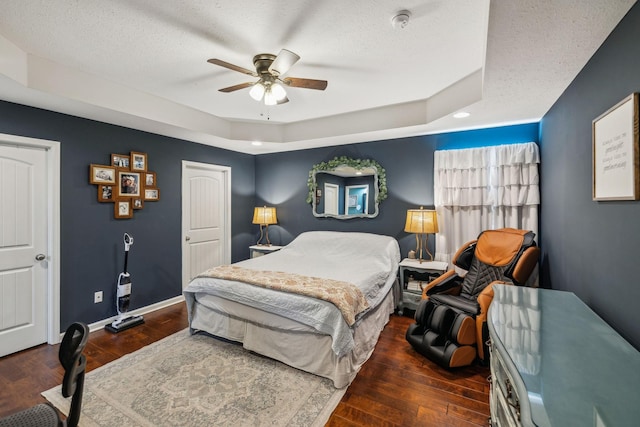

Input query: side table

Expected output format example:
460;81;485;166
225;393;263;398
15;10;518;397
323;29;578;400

398;258;448;315
249;245;283;259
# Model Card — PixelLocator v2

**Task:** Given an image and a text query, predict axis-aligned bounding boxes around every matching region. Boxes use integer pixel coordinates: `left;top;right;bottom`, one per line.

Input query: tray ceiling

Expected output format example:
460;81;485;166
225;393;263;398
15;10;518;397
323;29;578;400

0;0;635;154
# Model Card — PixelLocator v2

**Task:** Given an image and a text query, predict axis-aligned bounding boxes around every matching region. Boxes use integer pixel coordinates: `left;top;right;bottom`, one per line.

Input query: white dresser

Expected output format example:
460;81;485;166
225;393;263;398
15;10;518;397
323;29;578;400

488;284;640;426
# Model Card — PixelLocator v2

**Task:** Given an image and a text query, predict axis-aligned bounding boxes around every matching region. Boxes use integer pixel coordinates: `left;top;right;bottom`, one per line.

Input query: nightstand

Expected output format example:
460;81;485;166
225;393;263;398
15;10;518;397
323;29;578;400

398;258;448;315
249;245;283;258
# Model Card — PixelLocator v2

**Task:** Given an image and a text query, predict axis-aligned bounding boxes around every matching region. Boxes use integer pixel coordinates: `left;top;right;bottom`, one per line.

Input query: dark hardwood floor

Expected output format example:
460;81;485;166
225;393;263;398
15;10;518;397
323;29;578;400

0;302;489;426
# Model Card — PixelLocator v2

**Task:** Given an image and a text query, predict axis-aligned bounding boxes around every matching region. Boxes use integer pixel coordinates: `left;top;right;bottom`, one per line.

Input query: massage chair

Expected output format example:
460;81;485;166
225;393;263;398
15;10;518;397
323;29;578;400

405;228;540;368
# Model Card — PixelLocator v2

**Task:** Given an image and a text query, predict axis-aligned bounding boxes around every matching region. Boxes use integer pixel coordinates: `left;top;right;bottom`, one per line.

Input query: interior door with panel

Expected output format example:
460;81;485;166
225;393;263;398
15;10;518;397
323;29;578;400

181;161;231;289
0;144;48;357
324;183;339;216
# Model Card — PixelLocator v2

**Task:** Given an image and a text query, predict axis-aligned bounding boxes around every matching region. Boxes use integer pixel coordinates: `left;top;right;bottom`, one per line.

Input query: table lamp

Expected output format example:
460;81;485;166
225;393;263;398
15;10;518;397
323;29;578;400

252;206;277;246
404;207;438;263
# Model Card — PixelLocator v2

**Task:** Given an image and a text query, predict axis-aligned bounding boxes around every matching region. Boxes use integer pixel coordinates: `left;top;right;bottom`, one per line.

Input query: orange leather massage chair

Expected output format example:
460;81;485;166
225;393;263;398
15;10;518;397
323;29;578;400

406;228;540;368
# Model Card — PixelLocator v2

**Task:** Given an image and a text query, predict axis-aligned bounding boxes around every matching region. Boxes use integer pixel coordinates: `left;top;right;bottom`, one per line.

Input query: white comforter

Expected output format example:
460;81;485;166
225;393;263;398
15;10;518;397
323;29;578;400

184;231;400;356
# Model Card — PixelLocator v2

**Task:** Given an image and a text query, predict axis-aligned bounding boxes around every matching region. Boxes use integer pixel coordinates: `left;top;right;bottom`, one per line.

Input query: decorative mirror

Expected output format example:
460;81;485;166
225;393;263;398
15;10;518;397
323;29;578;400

307;156;387;219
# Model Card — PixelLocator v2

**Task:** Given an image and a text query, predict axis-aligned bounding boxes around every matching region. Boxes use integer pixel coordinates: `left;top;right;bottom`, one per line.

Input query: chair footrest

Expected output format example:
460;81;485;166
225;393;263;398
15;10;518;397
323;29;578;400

406;301;477;368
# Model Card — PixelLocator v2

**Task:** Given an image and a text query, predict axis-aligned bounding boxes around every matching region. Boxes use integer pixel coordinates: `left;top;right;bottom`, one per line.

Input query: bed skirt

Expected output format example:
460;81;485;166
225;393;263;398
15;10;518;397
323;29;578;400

188;280;398;388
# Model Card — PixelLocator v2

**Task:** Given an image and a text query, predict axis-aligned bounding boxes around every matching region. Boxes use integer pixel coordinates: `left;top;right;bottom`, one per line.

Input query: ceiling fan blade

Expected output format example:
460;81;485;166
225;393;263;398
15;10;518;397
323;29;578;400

268;49;300;76
218;82;255;93
207;59;258;77
282;77;328;90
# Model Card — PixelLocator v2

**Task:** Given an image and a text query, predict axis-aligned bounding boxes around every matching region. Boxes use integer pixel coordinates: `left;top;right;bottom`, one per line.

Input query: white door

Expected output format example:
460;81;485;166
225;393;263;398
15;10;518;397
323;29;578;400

324;183;339;215
0;144;48;357
181;161;231;289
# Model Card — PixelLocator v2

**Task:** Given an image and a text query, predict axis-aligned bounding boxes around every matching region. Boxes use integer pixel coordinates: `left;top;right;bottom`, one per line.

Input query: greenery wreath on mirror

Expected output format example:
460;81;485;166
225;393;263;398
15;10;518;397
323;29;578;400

306;156;387;204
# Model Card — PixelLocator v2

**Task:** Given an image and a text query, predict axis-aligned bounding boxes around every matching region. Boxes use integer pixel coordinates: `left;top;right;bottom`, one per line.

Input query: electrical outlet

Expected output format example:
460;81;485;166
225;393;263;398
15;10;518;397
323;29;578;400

94;291;103;303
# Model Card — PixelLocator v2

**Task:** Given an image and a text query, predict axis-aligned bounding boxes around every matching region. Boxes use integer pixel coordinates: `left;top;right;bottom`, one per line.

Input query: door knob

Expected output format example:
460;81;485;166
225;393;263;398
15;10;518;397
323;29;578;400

185;236;191;241
35;254;46;261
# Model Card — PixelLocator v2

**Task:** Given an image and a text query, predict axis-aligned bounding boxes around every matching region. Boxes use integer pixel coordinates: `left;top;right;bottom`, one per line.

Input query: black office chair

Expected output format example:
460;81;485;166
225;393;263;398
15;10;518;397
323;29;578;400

0;322;89;427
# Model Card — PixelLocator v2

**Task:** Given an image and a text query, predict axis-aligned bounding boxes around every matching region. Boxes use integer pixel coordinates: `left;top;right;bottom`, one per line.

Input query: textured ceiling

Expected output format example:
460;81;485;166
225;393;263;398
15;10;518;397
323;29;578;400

0;0;636;154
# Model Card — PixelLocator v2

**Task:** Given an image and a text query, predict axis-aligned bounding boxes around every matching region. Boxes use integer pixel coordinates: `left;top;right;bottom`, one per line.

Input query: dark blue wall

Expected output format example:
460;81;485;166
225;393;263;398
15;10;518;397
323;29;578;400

255;123;539;259
0;79;539;334
540;3;640;348
0;100;255;330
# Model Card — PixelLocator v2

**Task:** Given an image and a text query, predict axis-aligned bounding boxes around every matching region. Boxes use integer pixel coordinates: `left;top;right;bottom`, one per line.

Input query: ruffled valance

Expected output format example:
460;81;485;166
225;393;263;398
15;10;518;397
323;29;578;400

434;142;540;208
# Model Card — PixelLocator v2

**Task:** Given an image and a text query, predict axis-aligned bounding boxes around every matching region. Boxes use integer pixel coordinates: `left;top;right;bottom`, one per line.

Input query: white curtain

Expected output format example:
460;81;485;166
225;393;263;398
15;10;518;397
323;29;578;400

433;142;540;265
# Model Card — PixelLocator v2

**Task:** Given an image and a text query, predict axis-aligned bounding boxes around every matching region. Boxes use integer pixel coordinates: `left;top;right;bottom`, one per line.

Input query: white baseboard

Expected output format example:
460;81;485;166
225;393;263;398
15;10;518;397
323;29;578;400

87;295;185;333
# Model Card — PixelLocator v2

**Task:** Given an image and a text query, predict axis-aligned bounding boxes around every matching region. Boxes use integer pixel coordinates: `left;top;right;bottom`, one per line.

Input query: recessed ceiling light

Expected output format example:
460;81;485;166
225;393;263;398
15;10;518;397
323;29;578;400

252;141;263;146
453;111;470;118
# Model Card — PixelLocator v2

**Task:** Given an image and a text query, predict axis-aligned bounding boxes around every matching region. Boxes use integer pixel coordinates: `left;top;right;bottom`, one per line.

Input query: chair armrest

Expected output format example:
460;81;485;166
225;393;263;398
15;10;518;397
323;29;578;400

421;270;462;299
430;280;505;319
475;281;509;360
476;281;504;315
429;293;480;315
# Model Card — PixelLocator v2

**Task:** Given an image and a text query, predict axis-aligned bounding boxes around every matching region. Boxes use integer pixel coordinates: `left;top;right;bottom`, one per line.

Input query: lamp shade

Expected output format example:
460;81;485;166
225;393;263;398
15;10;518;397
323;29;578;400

252;206;277;225
404;208;438;234
265;87;278;105
249;82;266;101
270;82;287;101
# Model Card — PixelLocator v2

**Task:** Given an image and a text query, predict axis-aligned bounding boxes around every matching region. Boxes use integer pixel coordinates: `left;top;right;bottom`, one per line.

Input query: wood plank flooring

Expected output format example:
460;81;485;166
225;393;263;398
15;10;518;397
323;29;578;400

0;302;489;426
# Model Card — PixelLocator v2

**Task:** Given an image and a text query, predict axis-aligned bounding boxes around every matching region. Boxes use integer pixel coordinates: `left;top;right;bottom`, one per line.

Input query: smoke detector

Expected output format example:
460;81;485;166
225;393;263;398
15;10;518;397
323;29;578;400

391;10;411;29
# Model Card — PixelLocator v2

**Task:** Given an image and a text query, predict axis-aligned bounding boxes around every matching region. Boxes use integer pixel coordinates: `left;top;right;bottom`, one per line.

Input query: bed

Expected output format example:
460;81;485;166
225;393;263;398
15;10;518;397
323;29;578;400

183;231;401;388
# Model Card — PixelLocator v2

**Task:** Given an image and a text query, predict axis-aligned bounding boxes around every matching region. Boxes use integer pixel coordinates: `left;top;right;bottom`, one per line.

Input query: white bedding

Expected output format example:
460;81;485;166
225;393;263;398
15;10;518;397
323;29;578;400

188;289;397;388
184;231;401;356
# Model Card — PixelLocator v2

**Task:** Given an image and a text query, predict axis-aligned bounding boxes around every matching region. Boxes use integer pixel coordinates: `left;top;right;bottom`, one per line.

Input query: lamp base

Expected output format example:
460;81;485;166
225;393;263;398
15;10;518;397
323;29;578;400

414;233;434;263
256;224;272;246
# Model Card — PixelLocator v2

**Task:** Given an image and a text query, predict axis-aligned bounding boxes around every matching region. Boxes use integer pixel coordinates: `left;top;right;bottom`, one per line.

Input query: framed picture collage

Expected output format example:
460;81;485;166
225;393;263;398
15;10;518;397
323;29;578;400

89;151;160;219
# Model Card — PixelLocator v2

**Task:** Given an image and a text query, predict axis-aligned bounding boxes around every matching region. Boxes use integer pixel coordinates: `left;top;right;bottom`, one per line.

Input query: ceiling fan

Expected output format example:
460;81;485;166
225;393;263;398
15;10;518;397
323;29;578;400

207;49;328;105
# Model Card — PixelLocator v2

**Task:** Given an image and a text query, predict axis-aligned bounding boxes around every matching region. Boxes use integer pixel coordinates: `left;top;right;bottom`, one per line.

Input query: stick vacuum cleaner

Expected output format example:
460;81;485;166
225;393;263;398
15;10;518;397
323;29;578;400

105;232;145;333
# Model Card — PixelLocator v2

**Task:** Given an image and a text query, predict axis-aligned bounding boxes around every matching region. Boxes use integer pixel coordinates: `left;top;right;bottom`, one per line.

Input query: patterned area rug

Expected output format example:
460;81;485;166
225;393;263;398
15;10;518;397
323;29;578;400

42;330;345;426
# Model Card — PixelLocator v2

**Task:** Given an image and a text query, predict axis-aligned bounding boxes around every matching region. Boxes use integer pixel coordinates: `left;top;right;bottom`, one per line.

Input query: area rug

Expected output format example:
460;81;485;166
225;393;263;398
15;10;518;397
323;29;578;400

42;329;345;427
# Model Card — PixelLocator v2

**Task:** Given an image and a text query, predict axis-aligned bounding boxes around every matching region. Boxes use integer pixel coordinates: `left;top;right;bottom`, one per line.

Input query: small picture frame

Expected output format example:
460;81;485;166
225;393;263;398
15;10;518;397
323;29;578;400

144;171;156;187
144;188;160;201
132;198;144;210
90;164;116;185
111;153;131;169
131;151;147;172
117;171;141;198
114;199;133;219
98;185;114;202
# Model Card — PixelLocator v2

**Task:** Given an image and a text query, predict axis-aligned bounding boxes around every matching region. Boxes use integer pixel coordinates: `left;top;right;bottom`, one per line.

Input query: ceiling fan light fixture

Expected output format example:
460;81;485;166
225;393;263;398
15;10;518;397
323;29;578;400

264;88;277;106
209;49;326;105
249;82;266;101
271;83;287;101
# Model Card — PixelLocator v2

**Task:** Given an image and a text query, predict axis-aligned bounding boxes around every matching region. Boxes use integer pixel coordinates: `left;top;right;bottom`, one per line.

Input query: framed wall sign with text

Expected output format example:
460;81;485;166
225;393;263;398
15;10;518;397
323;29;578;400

592;93;639;201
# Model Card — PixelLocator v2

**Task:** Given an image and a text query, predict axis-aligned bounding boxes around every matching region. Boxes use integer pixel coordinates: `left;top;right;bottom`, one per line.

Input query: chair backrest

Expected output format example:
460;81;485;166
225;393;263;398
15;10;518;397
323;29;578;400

0;323;89;427
59;322;89;427
455;228;538;299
